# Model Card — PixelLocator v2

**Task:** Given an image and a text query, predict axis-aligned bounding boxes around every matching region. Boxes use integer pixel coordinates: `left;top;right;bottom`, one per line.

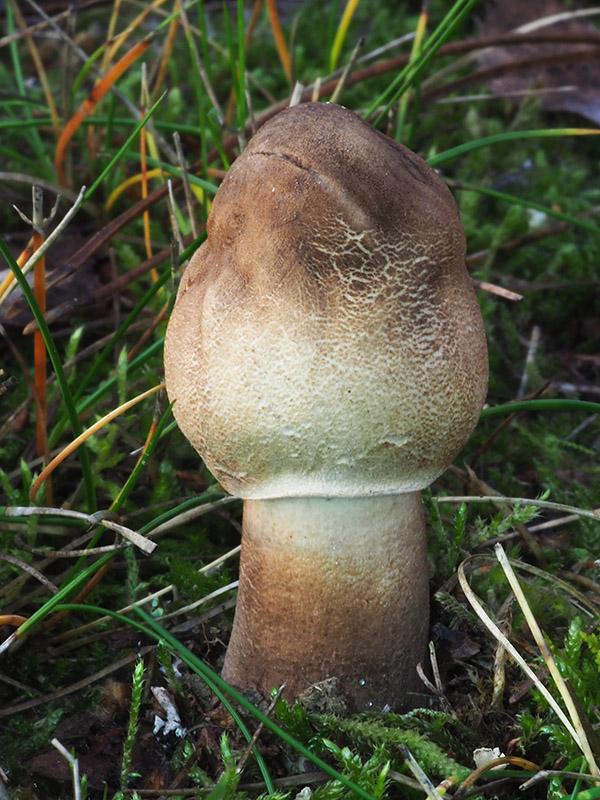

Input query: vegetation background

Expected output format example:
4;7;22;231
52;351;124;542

0;0;599;797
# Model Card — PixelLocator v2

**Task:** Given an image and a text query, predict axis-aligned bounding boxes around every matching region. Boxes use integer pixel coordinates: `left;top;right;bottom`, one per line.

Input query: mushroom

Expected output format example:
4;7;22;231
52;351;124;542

164;102;488;711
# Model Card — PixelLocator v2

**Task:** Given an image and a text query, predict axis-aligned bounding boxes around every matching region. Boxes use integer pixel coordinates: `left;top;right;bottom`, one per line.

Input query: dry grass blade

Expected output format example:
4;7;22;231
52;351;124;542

438;495;600;522
457;553;600;776
398;744;444;799
453;755;540;800
0;553;57;594
7;0;60;138
5;506;156;555
27;382;164;507
159;580;238;621
51;739;82;800
266;0;292;82
330;36;365;104
494;544;600;777
54;543;241;642
457;557;579;740
0;186;85;309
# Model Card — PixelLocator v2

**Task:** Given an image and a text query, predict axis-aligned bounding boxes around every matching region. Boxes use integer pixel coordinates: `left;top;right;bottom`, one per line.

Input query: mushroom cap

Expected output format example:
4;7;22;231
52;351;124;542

164;102;488;498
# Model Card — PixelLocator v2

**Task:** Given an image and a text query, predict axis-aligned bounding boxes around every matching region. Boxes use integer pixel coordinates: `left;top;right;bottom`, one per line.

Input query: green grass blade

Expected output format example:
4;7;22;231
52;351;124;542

14;553;115;636
329;0;361;73
455;181;600;237
113;149;219;195
481;400;600;419
365;0;480;125
84;92;167;201
138;490;228;536
6;4;54;178
72;42;108;95
73;338;164;421
428;129;600;168
111;401;173;514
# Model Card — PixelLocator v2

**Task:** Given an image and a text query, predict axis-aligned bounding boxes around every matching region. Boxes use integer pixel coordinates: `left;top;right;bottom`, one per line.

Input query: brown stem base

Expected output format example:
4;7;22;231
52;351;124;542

222;493;429;711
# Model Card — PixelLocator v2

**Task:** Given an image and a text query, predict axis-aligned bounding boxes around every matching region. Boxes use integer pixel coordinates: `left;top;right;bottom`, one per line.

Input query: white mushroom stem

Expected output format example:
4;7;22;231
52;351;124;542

222;493;429;711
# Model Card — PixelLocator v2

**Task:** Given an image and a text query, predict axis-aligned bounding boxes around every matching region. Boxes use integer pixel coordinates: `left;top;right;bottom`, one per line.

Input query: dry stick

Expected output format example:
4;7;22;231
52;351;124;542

0;527;101;603
520;768;600;791
435;85;579;106
127;300;170;363
0;7;73;47
465;205;600;271
330;36;365;105
421;47;600;104
0;171;79;202
494;544;600;777
23;229;196;334
173;131;199;239
15;539;125;558
420;7;600;95
471;279;522;301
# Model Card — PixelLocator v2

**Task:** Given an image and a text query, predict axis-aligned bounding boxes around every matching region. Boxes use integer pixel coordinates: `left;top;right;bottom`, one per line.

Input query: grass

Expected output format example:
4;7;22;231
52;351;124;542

1;0;600;798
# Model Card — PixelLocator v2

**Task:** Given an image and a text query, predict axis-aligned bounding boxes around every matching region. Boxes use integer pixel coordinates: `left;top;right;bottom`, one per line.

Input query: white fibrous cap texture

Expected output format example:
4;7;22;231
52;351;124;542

164;102;488;499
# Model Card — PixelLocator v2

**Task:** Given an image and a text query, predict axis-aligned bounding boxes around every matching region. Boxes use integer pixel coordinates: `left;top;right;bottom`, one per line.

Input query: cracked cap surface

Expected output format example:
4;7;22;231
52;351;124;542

164;102;488;498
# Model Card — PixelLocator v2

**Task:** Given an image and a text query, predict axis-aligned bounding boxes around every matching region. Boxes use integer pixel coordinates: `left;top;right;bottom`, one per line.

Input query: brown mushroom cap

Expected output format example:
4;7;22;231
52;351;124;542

164;102;488;498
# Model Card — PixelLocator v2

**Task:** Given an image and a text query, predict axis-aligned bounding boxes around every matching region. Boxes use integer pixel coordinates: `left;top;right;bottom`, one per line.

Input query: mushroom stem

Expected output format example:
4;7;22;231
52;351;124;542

222;493;429;711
